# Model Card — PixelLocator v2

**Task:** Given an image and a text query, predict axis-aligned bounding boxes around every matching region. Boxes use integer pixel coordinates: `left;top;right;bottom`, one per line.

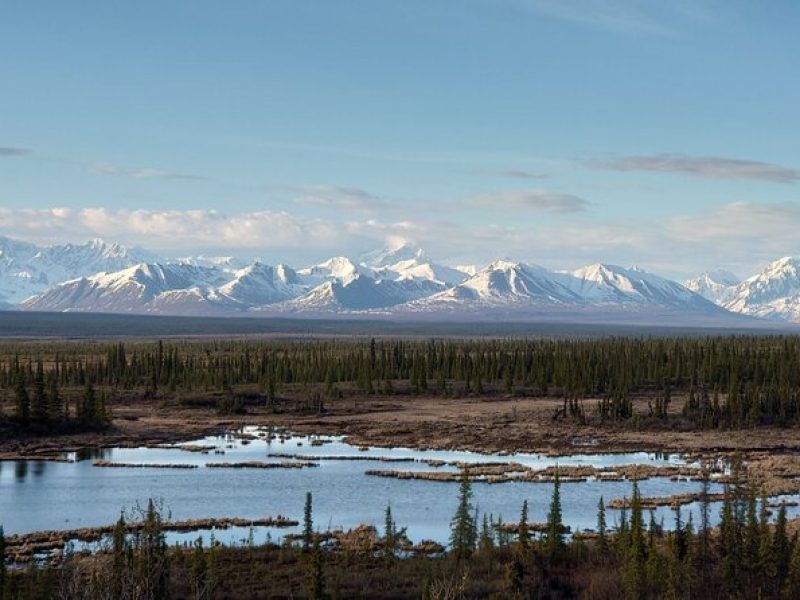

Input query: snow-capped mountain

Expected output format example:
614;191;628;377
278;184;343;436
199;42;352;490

684;270;740;304
376;259;469;287
0;236;152;305
21;262;230;314
405;261;724;319
424;261;581;306
297;257;374;287
566;263;714;309
360;241;426;268
718;257;800;322
8;232;795;326
217;263;305;306
274;274;446;312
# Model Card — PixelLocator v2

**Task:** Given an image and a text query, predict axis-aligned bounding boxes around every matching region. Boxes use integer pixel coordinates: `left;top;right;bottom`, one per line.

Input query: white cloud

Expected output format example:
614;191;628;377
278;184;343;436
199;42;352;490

0;207;340;252
3;201;800;280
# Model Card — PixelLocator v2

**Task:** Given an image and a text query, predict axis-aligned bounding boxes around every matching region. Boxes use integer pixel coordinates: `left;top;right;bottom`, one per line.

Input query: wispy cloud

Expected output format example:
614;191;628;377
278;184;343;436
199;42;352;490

468;189;589;213
0;147;29;157
585;154;800;183
290;185;389;212
89;162;207;181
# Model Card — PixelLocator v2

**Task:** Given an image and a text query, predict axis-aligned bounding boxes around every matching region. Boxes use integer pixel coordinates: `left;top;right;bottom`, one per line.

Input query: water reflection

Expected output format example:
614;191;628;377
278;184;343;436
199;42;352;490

74;447;112;462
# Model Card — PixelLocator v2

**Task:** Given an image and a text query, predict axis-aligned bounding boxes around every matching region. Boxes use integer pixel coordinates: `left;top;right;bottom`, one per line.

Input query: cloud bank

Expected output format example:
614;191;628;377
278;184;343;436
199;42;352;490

3;201;800;278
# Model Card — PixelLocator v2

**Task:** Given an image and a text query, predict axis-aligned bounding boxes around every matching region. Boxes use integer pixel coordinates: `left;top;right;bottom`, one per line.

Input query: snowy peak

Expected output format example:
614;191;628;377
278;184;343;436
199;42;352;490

378;258;469;287
360;241;426;268
278;273;445;312
21;262;230;313
297;256;373;286
567;263;702;307
0;236;152;304
721;257;800;321
419;261;580;307
685;270;739;303
217;262;303;305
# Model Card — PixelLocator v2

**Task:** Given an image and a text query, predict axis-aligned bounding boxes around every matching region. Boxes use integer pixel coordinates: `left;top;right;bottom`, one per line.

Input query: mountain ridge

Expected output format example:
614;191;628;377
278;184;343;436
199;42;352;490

3;235;799;325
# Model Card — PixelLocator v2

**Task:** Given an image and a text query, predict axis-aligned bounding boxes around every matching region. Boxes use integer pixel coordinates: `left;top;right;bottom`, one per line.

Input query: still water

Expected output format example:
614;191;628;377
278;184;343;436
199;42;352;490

0;428;734;545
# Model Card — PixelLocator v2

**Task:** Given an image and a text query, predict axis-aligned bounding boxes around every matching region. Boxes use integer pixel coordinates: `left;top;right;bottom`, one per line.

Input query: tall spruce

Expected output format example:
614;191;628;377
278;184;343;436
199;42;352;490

14;372;29;425
450;469;476;561
544;470;564;559
303;491;313;553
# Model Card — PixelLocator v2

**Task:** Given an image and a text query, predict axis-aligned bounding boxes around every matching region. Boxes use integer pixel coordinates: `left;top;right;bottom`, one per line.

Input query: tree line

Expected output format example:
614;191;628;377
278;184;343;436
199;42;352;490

4;336;800;429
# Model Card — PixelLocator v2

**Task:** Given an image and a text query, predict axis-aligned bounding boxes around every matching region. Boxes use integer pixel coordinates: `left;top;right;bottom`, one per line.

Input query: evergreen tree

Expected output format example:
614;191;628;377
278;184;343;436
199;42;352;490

450;469;476;561
47;376;62;422
383;504;396;562
623;482;647;600
518;499;529;550
14;372;29;425
111;512;127;599
774;504;791;585
31;360;47;423
479;514;494;552
544;470;565;559
303;491;313;553
596;496;608;554
307;536;325;600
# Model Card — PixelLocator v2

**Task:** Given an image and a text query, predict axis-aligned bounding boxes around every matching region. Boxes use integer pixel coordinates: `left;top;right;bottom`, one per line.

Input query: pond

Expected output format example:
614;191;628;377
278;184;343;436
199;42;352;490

0;427;753;547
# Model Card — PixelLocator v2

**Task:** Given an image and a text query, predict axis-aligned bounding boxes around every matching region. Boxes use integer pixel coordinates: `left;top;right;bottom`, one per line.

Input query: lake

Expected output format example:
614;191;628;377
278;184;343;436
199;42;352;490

0;427;746;548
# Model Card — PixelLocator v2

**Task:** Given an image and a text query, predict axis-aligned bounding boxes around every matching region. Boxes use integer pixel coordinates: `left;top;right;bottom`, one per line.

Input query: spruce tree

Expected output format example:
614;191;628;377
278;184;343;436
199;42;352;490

623;482;647;600
450;469;476;561
307;536;325;600
303;491;313;553
14;372;29;426
31;360;47;423
518;499;529;550
597;496;608;553
47;376;62;422
544;470;565;559
383;504;396;562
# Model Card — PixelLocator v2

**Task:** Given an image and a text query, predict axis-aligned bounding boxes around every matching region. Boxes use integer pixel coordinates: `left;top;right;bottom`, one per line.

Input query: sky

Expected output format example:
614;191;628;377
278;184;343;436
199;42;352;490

1;0;799;279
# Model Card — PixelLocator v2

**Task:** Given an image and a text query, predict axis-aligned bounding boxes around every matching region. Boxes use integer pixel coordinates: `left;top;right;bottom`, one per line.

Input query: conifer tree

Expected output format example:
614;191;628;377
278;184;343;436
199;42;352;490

303;491;313;553
47;376;62;422
623;482;647;600
383;504;396;562
307;536;325;600
544;470;564;559
479;514;494;552
31;360;47;423
14;372;29;426
596;496;608;554
450;469;476;561
518;499;529;550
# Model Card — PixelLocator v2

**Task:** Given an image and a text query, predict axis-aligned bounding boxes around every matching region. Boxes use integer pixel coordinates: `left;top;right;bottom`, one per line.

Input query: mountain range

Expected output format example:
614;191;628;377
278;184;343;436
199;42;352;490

3;235;800;326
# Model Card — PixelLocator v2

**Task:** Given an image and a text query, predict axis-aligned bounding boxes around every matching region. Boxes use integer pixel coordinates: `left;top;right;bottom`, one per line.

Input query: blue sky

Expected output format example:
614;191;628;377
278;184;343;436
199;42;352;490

1;0;799;278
